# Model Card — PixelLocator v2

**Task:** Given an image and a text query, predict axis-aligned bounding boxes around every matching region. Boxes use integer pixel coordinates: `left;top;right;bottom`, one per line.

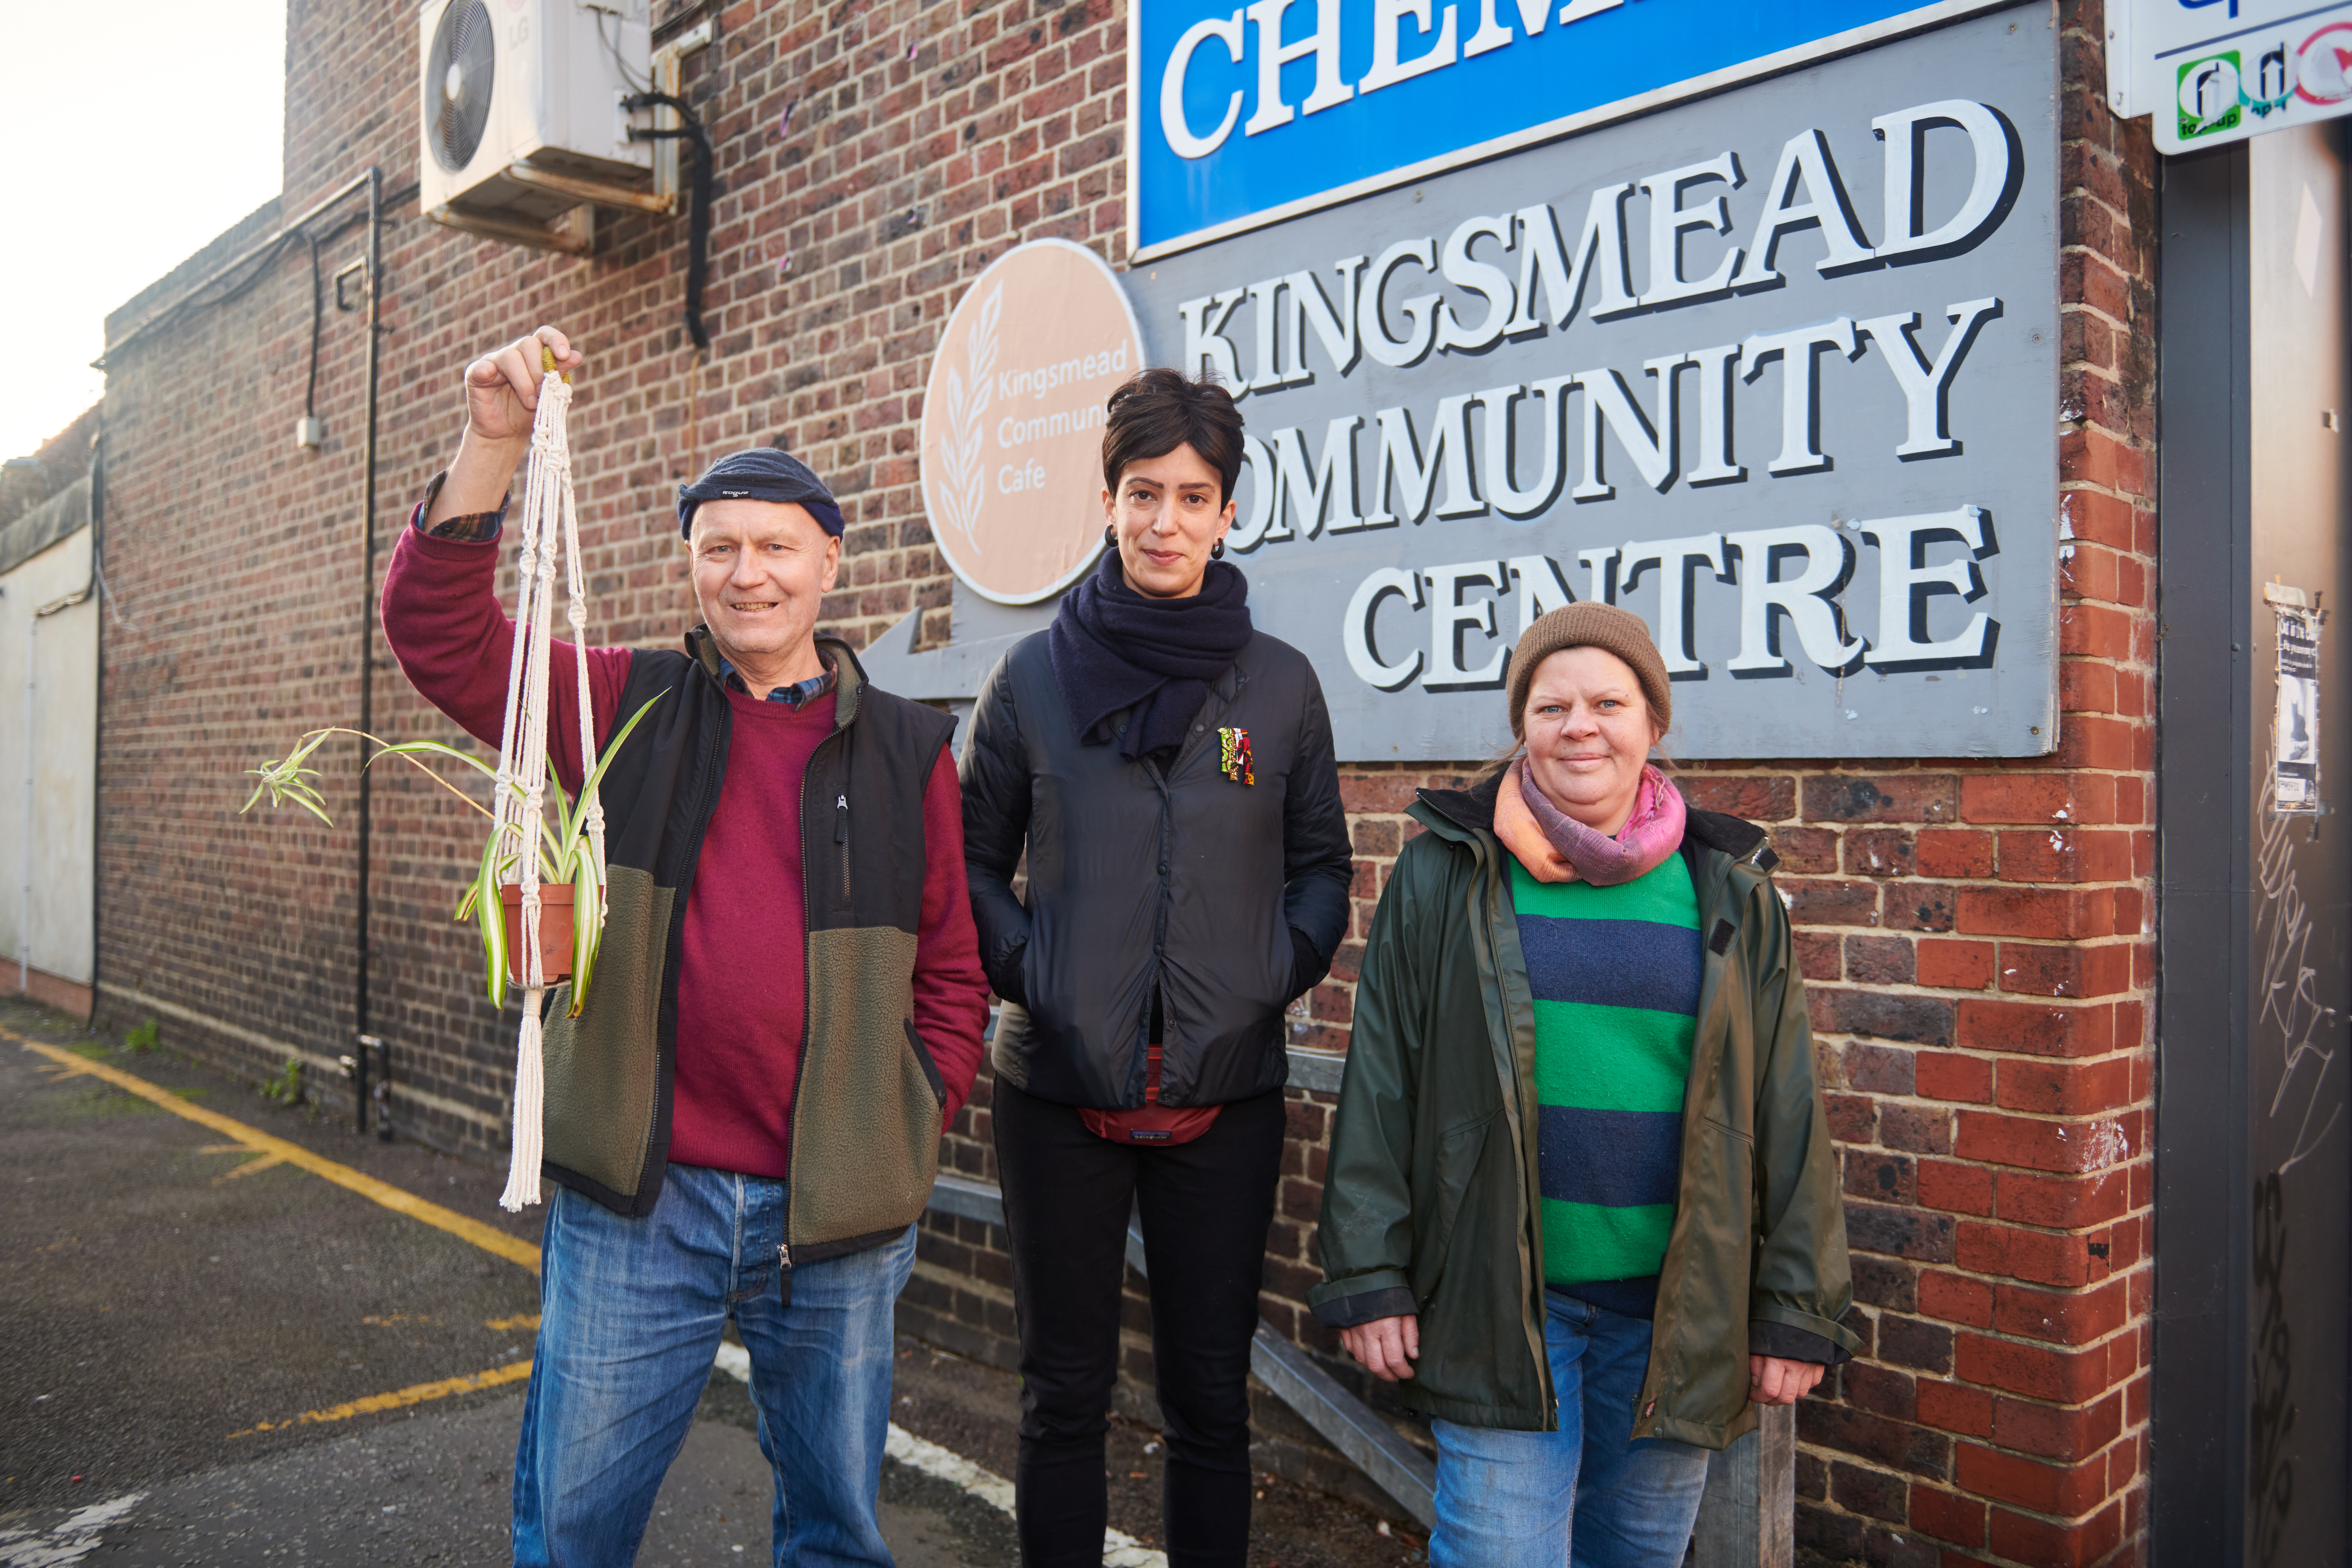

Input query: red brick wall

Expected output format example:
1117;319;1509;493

94;0;2156;1558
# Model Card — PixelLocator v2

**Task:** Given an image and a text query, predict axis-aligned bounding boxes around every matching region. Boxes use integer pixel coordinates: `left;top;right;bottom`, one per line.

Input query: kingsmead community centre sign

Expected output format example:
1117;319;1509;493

902;1;2060;761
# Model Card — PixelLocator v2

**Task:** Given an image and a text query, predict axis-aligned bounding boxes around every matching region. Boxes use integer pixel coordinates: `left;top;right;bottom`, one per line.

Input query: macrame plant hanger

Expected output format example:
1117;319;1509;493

492;349;607;1211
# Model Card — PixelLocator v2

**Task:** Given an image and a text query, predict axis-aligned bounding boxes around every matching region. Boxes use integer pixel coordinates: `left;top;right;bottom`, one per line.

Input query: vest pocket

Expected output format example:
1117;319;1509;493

540;867;672;1199
904;1018;947;1106
793;926;941;1247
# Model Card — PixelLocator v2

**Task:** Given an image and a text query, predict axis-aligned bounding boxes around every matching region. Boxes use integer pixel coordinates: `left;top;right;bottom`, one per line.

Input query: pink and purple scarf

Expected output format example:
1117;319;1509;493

1495;756;1687;886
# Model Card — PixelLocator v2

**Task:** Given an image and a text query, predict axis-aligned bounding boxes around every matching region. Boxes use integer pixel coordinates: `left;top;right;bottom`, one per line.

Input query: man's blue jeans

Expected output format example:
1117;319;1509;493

1429;1290;1712;1568
512;1163;916;1568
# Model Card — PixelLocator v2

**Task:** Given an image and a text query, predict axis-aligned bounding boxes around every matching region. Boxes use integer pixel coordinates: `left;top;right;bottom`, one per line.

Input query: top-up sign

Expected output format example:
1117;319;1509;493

2107;0;2352;152
1130;0;2018;256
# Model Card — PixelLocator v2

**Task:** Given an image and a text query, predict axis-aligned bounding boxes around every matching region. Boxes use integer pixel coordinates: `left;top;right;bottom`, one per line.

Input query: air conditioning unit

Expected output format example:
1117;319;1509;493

418;0;657;248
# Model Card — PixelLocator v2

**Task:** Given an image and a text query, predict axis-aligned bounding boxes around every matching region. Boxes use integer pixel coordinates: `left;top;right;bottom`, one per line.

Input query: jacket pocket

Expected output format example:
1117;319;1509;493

1699;1114;1760;1232
1413;1110;1497;1302
904;1018;947;1106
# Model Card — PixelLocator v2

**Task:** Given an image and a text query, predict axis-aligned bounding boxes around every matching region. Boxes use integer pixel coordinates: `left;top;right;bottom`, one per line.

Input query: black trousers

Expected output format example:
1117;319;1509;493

992;1077;1287;1568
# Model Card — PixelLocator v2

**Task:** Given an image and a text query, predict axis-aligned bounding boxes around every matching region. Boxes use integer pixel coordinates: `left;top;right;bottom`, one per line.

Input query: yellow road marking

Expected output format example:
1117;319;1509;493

9;1028;541;1272
484;1312;542;1333
196;1142;286;1183
227;1360;534;1438
13;1023;547;1439
217;1152;289;1183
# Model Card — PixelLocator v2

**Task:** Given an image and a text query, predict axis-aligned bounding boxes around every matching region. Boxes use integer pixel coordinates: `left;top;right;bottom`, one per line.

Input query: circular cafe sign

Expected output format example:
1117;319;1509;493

921;238;1146;604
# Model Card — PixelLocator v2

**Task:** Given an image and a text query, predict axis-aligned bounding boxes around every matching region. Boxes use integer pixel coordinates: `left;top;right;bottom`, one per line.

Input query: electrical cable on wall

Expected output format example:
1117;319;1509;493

626;91;713;351
593;5;651;93
103;186;416;362
304;232;324;423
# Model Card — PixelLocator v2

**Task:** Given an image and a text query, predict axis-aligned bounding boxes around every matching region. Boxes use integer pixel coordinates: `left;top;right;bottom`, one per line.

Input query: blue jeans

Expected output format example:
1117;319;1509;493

1430;1291;1712;1568
512;1164;917;1568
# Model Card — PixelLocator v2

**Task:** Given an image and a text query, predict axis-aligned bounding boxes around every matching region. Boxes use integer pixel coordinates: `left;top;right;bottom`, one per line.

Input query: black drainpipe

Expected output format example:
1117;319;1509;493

625;92;714;350
352;168;387;1136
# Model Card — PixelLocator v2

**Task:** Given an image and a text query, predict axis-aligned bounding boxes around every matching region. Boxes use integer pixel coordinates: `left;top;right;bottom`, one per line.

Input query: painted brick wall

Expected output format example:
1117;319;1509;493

92;0;2156;1558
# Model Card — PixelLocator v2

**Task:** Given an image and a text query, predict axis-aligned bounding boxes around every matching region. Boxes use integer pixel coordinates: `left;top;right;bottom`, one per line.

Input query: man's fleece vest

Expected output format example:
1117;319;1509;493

537;630;955;1271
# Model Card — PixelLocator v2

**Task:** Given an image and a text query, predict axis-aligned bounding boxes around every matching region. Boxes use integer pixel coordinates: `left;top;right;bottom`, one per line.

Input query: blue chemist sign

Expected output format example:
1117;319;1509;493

1132;0;2017;255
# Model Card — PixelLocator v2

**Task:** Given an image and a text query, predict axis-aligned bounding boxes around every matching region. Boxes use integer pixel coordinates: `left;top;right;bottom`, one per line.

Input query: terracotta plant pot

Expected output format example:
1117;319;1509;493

499;883;577;986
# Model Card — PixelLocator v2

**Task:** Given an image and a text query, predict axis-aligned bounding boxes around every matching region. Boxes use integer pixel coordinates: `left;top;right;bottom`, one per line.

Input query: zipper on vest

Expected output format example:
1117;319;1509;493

635;681;727;1206
835;793;851;900
785;722;842;1306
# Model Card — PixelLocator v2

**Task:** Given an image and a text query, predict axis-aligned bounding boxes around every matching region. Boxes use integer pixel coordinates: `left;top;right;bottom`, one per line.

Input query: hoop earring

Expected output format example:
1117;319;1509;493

1210;539;1226;559
1103;524;1116;546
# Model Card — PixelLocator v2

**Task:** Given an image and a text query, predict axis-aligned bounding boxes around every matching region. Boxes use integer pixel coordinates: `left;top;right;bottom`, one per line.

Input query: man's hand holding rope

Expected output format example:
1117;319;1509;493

427;325;586;528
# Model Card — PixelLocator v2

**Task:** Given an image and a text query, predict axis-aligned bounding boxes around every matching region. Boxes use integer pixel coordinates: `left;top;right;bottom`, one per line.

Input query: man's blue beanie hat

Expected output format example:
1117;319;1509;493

676;448;845;539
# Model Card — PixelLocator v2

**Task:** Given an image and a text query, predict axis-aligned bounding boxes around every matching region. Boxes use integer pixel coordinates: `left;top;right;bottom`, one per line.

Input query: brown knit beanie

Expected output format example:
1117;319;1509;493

1505;603;1673;739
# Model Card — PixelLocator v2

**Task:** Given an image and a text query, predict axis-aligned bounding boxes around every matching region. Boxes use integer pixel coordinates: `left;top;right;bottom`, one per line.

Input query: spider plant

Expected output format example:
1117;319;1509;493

241;692;664;1014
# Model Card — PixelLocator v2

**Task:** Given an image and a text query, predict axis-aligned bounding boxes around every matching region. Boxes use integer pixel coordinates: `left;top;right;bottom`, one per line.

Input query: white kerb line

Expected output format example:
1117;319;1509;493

711;1343;1166;1568
0;1487;148;1565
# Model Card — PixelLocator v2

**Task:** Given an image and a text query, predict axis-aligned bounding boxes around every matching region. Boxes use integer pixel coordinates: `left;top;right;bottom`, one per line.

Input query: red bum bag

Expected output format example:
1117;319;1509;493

1079;1045;1224;1146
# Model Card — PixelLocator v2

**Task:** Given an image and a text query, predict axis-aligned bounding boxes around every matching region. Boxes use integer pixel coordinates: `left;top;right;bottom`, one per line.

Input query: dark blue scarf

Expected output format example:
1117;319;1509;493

1048;551;1253;759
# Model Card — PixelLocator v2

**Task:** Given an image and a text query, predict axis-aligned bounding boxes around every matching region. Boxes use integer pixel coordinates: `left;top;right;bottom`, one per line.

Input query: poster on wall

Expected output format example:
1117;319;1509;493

2269;584;2326;813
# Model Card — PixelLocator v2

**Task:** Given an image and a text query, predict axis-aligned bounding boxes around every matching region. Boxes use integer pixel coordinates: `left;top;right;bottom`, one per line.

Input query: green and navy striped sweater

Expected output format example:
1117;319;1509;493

1511;855;1702;1319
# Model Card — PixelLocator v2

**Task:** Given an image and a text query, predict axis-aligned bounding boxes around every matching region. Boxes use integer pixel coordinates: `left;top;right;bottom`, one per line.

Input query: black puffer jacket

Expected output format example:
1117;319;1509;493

960;628;1352;1109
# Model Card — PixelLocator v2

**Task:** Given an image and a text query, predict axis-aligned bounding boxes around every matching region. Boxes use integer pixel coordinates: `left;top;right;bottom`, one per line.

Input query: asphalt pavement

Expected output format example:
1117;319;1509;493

0;995;1426;1566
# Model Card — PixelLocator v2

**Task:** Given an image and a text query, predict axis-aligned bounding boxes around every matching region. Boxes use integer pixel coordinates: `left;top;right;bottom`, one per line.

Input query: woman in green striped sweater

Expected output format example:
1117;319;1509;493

1313;604;1855;1568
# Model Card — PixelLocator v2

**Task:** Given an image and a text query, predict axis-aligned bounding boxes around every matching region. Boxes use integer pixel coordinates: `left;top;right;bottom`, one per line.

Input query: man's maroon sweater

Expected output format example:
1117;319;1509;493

381;526;988;1179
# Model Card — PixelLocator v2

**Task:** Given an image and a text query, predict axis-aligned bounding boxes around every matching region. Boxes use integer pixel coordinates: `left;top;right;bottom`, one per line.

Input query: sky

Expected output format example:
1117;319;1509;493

0;0;287;459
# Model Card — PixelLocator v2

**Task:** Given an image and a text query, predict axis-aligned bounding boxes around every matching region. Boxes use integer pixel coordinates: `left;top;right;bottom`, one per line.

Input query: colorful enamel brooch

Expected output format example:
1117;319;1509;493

1218;726;1254;785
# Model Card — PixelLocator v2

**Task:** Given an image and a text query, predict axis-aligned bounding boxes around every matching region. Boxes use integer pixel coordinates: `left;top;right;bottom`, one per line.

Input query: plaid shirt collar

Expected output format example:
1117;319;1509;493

720;654;837;709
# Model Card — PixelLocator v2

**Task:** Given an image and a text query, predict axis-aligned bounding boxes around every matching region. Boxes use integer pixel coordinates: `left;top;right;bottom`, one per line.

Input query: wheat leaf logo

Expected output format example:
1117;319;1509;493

934;284;1003;555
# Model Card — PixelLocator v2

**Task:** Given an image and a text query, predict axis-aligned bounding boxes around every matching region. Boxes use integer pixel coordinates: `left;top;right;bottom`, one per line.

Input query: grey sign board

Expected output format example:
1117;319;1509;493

1116;4;2059;761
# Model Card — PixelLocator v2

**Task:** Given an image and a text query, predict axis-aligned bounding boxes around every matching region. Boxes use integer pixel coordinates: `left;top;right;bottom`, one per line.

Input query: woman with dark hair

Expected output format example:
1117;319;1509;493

1310;603;1855;1567
960;367;1352;1567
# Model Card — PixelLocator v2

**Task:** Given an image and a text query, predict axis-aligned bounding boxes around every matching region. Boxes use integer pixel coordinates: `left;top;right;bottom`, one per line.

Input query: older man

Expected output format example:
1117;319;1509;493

381;326;990;1567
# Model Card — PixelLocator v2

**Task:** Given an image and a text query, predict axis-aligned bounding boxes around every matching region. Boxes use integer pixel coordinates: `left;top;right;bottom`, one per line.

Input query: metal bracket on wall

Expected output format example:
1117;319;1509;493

332;258;368;313
649;20;714;206
504;161;671;215
427;203;597;257
340;1033;391;1138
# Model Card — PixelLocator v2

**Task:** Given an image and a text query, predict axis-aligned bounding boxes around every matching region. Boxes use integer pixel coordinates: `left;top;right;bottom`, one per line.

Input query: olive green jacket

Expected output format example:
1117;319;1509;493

1308;777;1859;1449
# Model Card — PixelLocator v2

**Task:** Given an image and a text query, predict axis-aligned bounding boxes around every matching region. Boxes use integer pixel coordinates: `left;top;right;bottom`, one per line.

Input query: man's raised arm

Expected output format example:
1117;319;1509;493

380;325;628;792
